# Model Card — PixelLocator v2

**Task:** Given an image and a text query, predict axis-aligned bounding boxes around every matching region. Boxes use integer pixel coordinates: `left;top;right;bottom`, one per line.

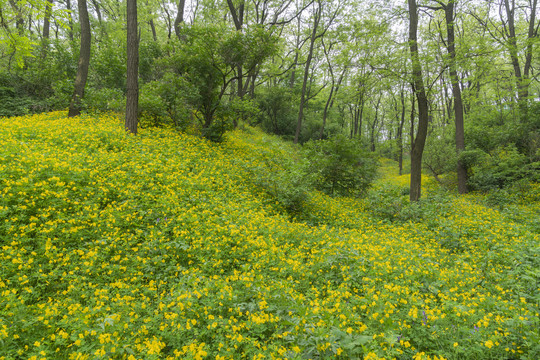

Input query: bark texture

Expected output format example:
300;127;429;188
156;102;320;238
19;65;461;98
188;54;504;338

125;0;139;134
444;1;468;193
408;0;429;201
68;0;91;117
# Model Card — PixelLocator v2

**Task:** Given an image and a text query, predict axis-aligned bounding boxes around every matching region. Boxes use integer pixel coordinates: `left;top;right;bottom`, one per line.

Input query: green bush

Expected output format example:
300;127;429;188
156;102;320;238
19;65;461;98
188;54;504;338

138;73;197;129
256;86;297;137
84;87;125;113
0;86;33;117
367;184;453;227
467;145;539;191
422;131;458;185
304;134;378;197
249;154;313;216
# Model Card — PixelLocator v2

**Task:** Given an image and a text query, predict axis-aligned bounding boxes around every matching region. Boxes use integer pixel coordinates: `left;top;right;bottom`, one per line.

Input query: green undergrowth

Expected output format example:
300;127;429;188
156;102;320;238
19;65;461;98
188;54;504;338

0;112;538;360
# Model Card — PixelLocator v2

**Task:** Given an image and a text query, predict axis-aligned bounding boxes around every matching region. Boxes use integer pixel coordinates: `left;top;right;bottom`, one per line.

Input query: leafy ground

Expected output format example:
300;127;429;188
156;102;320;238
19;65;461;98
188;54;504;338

0;112;539;360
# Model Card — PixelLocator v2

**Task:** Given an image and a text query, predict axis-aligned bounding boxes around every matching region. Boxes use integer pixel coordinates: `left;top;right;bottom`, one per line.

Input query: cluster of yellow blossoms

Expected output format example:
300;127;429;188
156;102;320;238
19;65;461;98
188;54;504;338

0;112;538;359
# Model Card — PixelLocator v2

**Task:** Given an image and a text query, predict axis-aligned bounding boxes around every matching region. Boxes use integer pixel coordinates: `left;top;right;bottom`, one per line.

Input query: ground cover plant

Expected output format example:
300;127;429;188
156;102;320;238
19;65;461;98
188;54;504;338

0;112;539;360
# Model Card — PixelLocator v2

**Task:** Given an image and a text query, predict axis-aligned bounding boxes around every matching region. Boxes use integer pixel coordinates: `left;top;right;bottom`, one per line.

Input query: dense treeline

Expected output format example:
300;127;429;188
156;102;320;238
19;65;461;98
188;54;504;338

0;0;538;195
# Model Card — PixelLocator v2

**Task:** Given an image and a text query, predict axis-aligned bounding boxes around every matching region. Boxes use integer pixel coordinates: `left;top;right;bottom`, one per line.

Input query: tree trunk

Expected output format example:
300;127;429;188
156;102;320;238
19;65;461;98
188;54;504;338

370;95;382;152
66;0;74;40
397;89;406;175
9;0;24;35
149;19;158;41
408;0;429;201
226;0;245;104
504;0;529;122
174;0;186;40
294;2;321;144
42;0;53;57
161;0;172;39
90;0;103;36
125;0;139;134
289;16;302;89
320;67;345;139
443;1;468;193
68;0;91;117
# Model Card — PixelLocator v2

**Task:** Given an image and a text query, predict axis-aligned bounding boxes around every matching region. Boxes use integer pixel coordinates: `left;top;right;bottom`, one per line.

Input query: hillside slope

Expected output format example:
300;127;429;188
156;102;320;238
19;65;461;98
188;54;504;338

0;112;538;360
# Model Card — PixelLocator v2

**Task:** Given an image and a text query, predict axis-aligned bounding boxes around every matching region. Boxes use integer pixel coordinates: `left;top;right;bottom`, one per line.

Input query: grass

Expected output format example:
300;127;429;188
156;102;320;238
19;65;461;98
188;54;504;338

0;112;538;360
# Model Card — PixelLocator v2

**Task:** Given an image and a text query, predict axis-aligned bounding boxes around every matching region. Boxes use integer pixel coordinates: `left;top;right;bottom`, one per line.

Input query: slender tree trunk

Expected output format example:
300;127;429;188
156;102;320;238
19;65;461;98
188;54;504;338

90;0;103;37
68;0;91;117
524;0;537;83
320;68;345;139
444;1;468;194
161;0;172;39
125;0;139;134
174;0;186;40
504;0;530;122
66;0;74;40
149;19;157;41
227;0;246;128
289;17;302;89
353;95;364;138
294;2;321;144
320;84;334;140
398;90;406;175
370;95;382;152
408;0;429;201
41;0;53;58
9;0;24;35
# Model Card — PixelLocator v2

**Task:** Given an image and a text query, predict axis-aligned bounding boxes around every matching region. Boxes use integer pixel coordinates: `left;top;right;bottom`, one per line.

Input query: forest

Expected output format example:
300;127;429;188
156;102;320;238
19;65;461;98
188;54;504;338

0;0;539;193
0;0;539;359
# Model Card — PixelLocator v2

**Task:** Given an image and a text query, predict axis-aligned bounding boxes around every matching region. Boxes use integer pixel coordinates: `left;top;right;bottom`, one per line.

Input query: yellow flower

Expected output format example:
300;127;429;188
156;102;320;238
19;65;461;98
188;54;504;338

485;340;494;349
145;337;166;355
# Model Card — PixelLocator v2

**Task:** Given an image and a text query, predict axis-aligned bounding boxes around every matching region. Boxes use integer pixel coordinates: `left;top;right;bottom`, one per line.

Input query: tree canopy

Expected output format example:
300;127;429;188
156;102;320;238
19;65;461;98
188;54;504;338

0;0;538;194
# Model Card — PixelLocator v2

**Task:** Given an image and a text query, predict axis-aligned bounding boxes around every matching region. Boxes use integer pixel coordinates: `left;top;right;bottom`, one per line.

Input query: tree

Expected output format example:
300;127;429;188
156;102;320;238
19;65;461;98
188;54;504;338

68;0;91;117
41;0;54;58
174;0;186;40
294;1;321;144
430;0;468;193
408;0;430;201
444;0;468;194
294;0;339;144
126;0;139;134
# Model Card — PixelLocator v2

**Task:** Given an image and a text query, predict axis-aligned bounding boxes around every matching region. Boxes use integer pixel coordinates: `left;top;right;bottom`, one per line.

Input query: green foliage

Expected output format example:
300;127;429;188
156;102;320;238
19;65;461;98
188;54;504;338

91;38;127;90
252;155;312;216
84;87;124;113
461;104;539;191
256;86;297;137
422;131;458;185
234;132;313;216
304;135;378;197
466;145;539;191
160;24;277;141
0;85;34;117
139;72;196;129
1;113;539;359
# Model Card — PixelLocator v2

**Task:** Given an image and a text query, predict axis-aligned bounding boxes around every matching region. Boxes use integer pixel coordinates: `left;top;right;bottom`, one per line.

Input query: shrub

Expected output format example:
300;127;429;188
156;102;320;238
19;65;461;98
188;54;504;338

0;86;34;117
367;184;453;228
139;72;198;129
250;154;313;216
467;145;539;191
303;134;378;197
84;87;125;113
256;86;297;137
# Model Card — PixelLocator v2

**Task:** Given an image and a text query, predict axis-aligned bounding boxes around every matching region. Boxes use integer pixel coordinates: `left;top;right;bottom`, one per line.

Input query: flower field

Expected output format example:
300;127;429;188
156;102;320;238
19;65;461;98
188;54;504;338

0;112;539;360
